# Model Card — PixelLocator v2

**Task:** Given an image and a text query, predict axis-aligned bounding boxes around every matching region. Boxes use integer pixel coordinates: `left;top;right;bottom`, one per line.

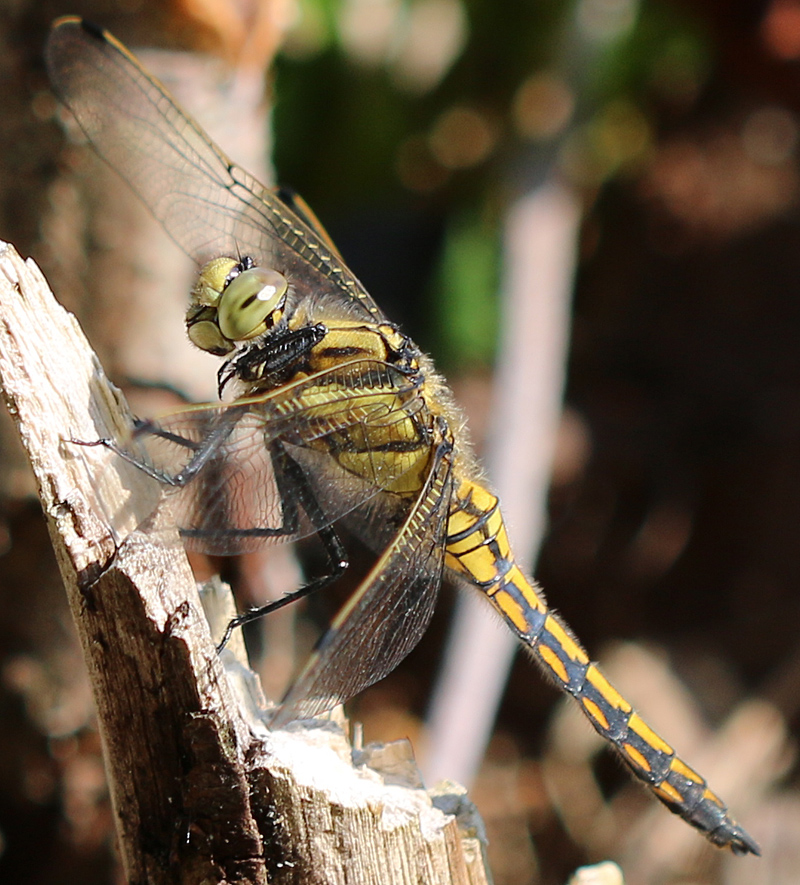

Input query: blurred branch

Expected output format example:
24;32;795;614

0;241;491;884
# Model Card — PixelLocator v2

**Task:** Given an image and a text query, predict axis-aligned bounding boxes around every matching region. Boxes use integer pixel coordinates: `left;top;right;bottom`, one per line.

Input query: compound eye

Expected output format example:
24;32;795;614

187;320;235;355
217;267;288;341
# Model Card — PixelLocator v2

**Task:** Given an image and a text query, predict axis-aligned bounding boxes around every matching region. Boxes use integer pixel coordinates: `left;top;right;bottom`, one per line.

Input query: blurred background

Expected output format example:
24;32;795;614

0;0;799;882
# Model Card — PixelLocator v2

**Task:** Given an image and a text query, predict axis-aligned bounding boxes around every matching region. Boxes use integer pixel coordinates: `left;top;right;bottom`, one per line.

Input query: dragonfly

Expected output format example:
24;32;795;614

46;16;759;855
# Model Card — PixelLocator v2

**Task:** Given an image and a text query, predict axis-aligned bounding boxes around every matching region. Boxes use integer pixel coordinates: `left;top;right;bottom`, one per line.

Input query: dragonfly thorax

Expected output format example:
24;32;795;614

187;256;288;356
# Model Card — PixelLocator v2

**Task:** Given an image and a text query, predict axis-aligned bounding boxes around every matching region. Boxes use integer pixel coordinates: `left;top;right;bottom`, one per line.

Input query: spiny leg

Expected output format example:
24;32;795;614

74;420;349;650
70;410;242;488
212;443;348;650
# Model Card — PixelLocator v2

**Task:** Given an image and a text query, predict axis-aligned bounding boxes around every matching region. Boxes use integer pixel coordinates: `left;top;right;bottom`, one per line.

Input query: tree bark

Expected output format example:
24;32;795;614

0;241;492;885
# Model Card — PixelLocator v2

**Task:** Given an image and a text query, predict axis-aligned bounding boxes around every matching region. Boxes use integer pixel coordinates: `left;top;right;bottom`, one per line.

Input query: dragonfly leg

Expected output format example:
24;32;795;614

217;323;327;395
70;411;240;487
215;533;347;652
123;376;196;403
215;444;349;650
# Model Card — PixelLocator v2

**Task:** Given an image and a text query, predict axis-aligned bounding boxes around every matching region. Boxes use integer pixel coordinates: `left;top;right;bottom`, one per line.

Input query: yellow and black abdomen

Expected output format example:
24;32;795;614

445;473;759;854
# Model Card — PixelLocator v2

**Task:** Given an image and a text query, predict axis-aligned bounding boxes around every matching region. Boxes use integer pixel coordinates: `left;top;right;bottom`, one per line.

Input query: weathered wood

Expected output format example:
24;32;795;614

0;241;492;884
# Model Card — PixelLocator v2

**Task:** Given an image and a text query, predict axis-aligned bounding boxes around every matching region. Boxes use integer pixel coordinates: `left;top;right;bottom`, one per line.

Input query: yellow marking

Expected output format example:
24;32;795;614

447;508;478;537
670;757;702;784
378;324;406;349
456;546;501;585
309;324;391;364
509;569;548;612
544;617;590;665
444;552;467;574
447;531;485;556
703;788;723;807
492;589;529;633
462;481;497;512
581;697;609;730
585;666;632;713
628;714;673;756
622;743;651;772
653;782;684;805
538;645;569;683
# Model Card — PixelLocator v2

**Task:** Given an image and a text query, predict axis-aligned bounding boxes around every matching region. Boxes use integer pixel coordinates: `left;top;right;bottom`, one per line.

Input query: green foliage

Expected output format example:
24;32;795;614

434;210;500;368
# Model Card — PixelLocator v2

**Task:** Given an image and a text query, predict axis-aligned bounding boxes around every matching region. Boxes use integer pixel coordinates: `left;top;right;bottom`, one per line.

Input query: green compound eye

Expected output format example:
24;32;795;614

187;319;235;355
218;267;288;341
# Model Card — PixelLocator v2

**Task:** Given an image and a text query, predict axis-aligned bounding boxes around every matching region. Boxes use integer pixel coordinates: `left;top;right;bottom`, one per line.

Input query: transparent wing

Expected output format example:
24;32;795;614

114;359;426;554
45;17;383;321
270;440;454;726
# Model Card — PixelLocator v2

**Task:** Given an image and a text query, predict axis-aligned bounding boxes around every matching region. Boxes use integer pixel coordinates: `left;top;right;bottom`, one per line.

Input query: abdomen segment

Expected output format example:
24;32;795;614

445;475;759;855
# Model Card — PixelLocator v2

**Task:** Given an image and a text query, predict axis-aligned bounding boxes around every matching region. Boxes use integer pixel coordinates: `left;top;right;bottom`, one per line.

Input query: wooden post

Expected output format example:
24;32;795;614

0;241;492;885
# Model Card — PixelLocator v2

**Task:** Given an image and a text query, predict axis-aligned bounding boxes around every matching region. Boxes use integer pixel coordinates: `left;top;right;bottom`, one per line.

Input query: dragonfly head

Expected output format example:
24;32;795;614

187;257;289;356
